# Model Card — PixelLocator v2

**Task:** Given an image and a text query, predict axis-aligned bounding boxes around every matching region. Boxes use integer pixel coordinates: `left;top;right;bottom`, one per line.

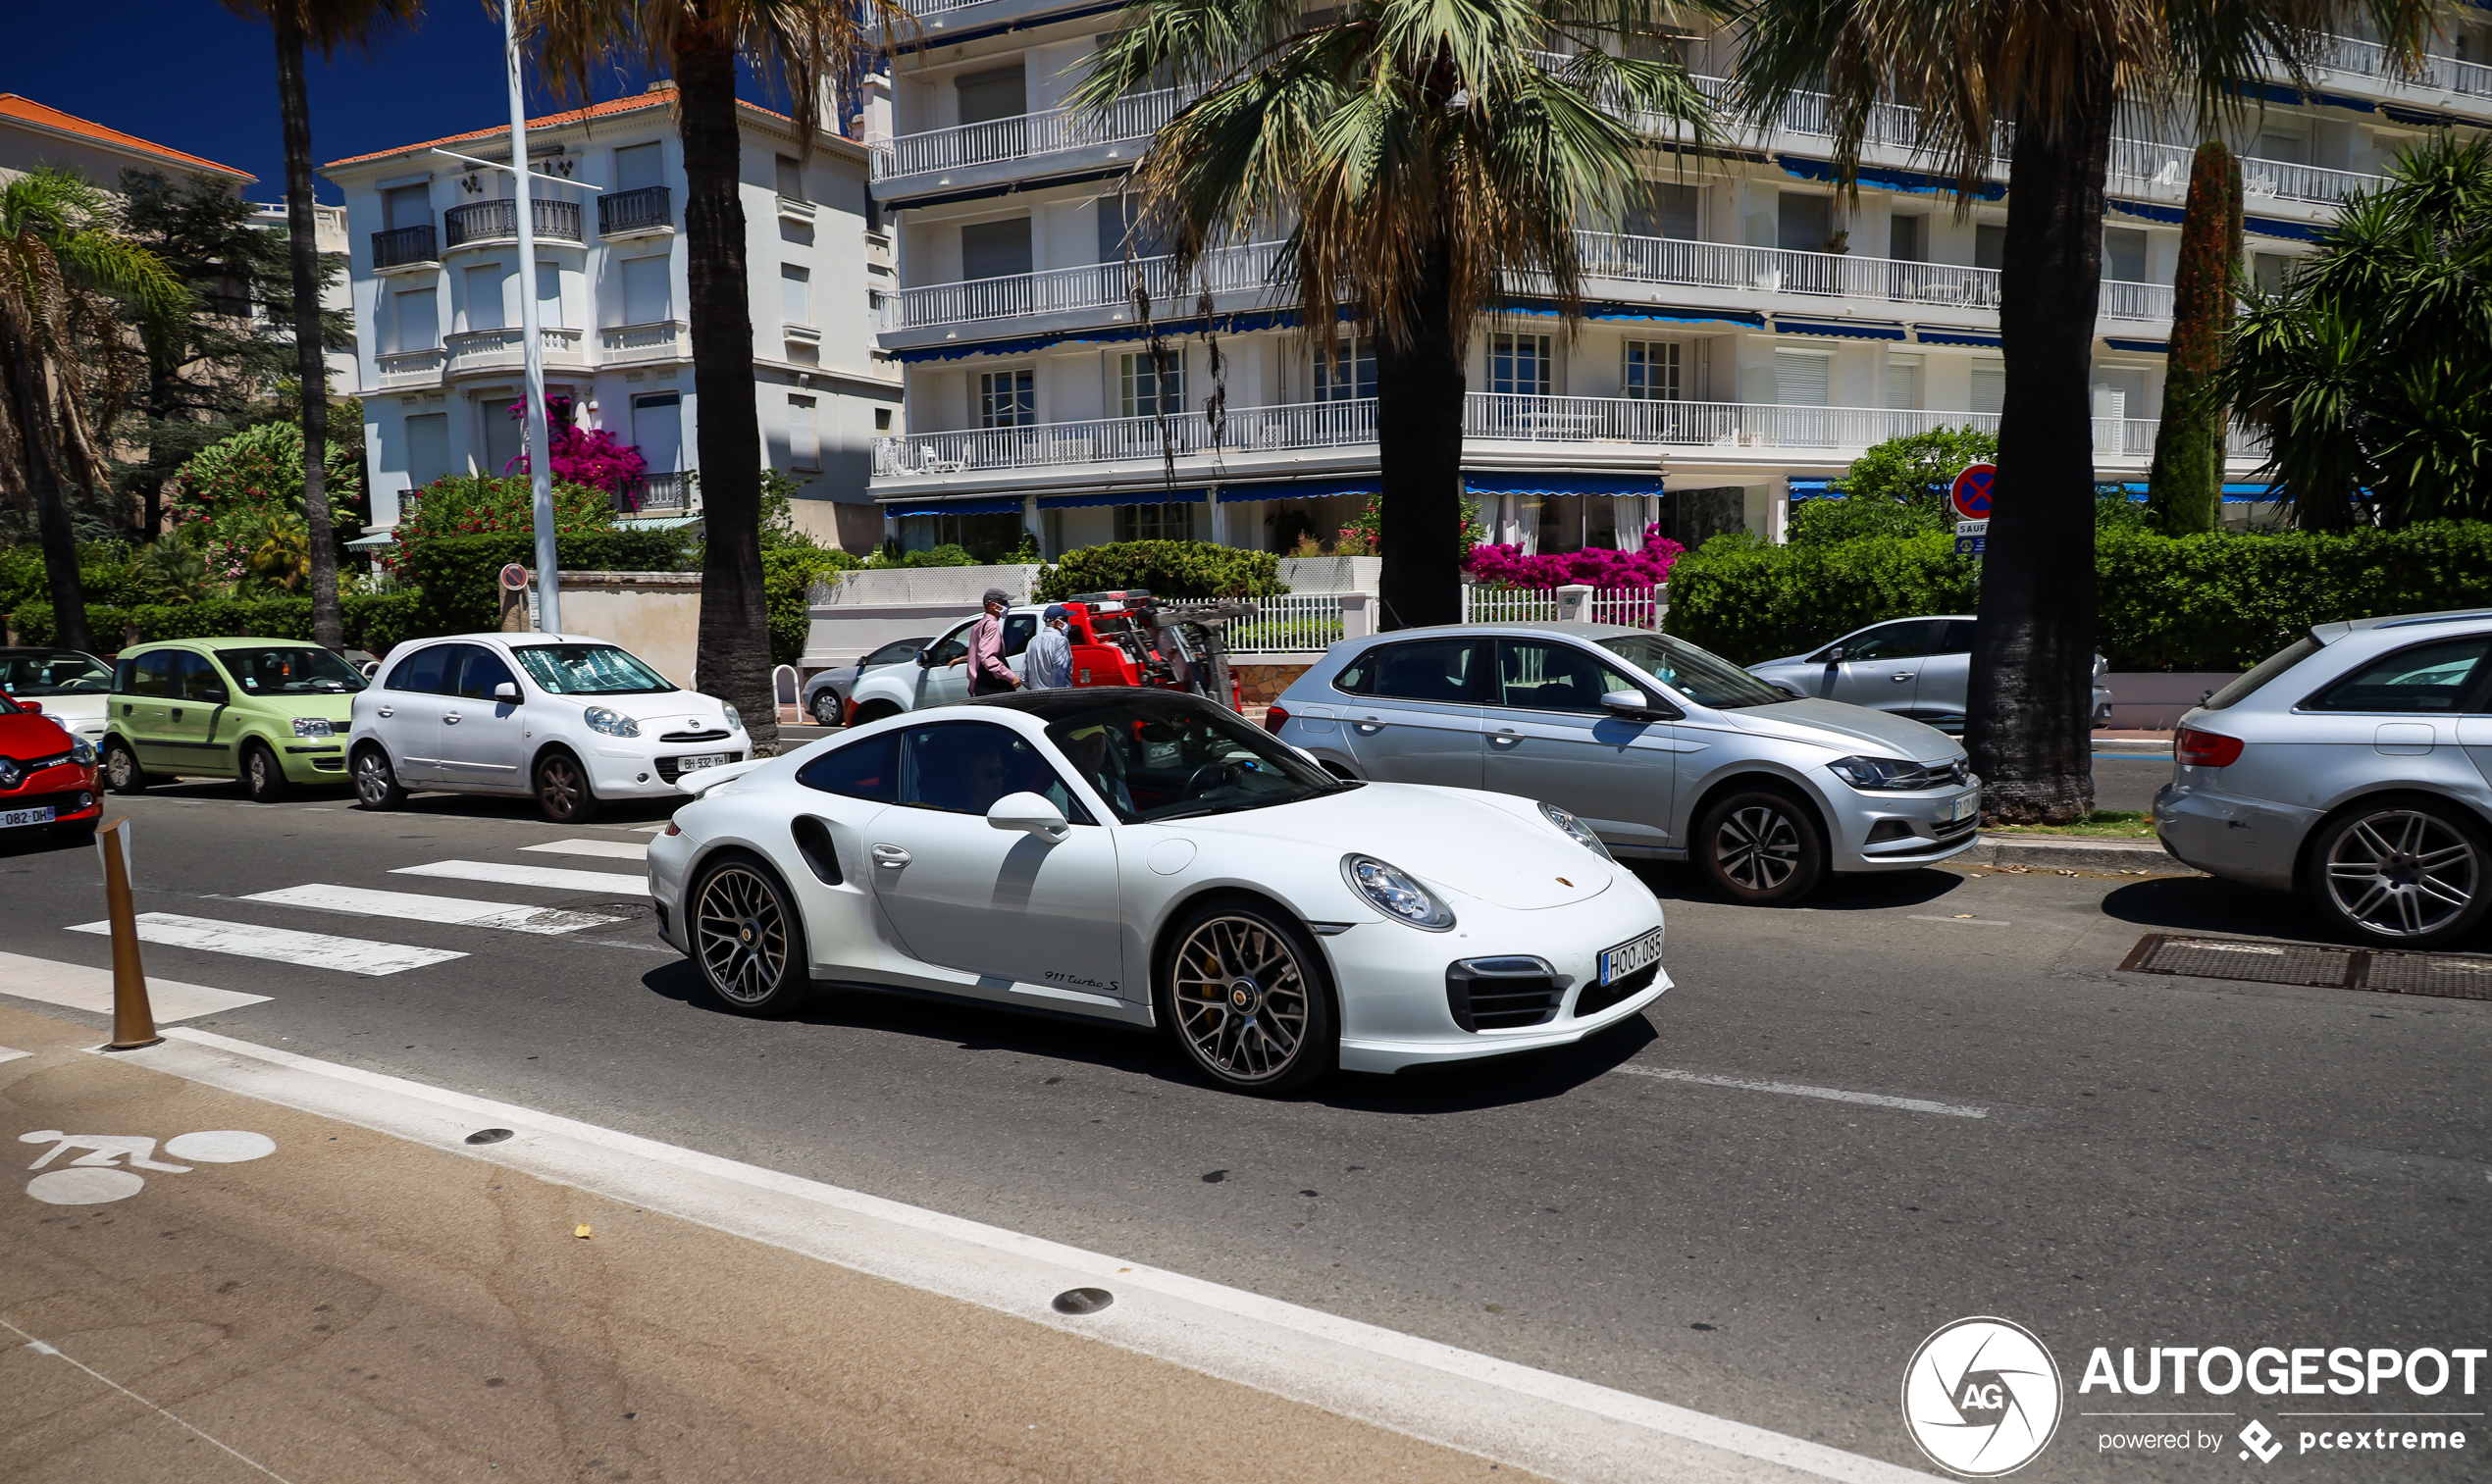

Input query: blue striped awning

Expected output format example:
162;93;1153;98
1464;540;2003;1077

2110;481;2283;503
1037;488;1206;510
1915;327;2002;348
1776;318;1907;341
1215;477;1378;504
2104;336;2170;353
1464;472;1667;498
884;495;1026;516
1775;155;2006;201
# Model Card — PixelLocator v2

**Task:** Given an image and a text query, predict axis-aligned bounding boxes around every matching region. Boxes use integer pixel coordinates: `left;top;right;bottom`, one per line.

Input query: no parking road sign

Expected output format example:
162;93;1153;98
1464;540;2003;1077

1949;462;1996;521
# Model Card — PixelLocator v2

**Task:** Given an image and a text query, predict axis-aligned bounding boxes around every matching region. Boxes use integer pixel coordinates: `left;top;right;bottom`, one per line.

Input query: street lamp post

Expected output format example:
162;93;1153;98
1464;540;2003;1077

503;0;558;634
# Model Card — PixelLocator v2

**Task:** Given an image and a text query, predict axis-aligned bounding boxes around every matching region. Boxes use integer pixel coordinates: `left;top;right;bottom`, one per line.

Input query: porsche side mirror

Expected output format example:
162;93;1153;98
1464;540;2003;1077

493;682;520;704
987;791;1069;842
917;649;937;668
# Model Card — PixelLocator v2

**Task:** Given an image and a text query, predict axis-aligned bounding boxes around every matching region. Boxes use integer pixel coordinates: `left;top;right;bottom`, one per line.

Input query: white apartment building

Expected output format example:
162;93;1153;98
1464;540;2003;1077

325;83;903;551
859;11;2492;557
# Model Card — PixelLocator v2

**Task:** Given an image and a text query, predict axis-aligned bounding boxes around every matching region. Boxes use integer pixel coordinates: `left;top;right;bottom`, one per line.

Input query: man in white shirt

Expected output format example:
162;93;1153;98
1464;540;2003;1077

1024;604;1074;691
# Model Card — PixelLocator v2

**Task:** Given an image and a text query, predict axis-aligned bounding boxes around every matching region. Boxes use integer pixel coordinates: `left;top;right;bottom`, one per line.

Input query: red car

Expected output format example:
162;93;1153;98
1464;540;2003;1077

0;691;100;846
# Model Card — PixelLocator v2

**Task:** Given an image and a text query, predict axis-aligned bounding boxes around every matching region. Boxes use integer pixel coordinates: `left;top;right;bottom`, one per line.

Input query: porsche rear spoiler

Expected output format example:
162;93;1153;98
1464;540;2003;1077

675;758;766;797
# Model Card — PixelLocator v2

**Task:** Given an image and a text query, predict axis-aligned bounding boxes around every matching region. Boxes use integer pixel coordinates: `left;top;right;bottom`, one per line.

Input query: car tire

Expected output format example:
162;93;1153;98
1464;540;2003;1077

2304;795;2492;949
351;745;407;810
689;852;811;1015
810;692;841;726
850;700;899;727
1695;786;1827;906
242;741;289;803
101;739;147;795
533;750;599;824
1155;897;1338;1095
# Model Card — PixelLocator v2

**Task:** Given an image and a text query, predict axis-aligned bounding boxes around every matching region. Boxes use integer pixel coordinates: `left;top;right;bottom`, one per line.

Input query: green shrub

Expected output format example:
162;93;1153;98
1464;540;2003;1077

1665;521;2492;670
401;530;692;637
10;593;423;654
764;547;863;666
1034;540;1286;602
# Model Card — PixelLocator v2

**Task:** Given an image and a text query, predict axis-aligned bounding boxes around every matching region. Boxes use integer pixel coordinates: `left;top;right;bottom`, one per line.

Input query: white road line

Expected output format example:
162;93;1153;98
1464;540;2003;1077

0;1047;29;1064
1616;1064;1989;1120
239;884;623;935
1906;914;2012;927
0;949;270;1021
520;839;649;861
115;1029;1938;1484
392;859;645;894
629;824;668;834
66;914;464;977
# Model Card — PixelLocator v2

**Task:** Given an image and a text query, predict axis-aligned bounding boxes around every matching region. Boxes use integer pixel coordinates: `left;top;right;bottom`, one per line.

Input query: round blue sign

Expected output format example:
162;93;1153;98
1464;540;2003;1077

1950;463;1996;521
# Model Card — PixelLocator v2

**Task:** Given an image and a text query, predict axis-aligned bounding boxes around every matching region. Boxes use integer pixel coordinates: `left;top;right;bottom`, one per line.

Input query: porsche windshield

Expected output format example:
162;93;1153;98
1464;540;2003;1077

511;643;676;695
1041;693;1350;823
1596;634;1789;710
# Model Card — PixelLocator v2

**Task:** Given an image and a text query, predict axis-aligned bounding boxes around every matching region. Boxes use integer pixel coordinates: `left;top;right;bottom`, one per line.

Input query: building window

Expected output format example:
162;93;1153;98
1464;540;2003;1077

1773;348;1831;407
1975;224;2007;271
391;287;438;352
1778;192;1833;253
383;182;431;230
404;411;450;489
1119;350;1185;418
1116;502;1195;542
633;391;683;474
1489;333;1552;396
775;153;805;201
1623;341;1680;400
462;263;507;332
788;394;819;471
614;141;664;193
618;254;671;326
1888;214;1926;263
2103;227;2149;282
1971;358;2006;417
1314;337;1376;401
979;367;1035;429
960;216;1033;281
536;262;564;329
1884;353;1921;410
1627;182;1701;241
874;407;893;432
780;263;810;326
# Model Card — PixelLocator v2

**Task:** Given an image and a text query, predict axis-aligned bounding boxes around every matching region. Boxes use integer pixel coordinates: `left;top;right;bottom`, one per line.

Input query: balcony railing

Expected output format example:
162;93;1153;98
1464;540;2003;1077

873;85;1195;179
2299;32;2492;100
443;326;586;372
443;197;584;248
371;224;437;268
614;471;696;518
877;394;2267;474
598;185;672;235
598;319;686;363
890;233;2174;333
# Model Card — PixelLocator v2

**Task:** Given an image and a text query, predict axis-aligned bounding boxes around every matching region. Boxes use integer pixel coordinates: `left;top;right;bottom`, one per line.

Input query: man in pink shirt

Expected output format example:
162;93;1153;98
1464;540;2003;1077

960;588;1019;696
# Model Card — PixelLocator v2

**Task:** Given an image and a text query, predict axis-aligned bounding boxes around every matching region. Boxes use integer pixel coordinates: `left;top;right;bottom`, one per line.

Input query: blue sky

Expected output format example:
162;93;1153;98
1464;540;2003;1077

7;2;794;203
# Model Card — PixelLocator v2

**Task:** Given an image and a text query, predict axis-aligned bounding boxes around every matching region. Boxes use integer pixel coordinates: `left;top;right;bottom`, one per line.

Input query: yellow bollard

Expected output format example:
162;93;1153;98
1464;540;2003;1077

93;818;161;1050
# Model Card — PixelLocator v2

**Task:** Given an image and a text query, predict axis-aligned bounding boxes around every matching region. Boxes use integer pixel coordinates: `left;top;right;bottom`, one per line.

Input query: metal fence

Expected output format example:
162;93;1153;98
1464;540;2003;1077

1226;593;1349;653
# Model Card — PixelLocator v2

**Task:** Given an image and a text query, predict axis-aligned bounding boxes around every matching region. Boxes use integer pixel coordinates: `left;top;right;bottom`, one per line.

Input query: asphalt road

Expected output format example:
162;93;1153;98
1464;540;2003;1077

3;774;2483;1482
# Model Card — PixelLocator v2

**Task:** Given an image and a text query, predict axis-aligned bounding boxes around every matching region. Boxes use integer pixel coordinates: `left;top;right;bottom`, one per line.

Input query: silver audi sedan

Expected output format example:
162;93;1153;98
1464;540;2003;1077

2155;610;2492;948
1266;623;1980;905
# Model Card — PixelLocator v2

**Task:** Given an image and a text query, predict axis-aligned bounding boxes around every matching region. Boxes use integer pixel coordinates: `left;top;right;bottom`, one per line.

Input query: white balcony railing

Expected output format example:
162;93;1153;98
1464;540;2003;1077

2301;32;2492;100
598;319;686;363
876;394;2262;475
444;326;585;373
873;85;1193;179
890;232;2173;333
1227;593;1350;653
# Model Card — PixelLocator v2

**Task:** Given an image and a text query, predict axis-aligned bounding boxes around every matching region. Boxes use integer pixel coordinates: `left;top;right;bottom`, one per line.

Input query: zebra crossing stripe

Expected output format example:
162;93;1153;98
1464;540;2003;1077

240;884;623;935
391;859;646;893
67;914;464;976
520;839;649;861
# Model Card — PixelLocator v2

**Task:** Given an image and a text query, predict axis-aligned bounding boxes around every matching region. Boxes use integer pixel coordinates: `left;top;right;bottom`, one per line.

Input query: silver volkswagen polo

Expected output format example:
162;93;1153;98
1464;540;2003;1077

2155;609;2492;948
1266;623;1979;905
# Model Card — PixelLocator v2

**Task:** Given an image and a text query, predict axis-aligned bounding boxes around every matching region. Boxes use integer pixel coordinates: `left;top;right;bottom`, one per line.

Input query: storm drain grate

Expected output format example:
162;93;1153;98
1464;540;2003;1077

2119;934;2492;1001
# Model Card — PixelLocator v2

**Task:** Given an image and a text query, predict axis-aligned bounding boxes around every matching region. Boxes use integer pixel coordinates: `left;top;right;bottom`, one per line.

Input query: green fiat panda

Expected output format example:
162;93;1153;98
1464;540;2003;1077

100;638;365;801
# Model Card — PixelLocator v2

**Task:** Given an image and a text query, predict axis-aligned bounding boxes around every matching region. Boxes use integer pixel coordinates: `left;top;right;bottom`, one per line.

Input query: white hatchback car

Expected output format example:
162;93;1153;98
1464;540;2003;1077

649;688;1669;1094
347;633;746;822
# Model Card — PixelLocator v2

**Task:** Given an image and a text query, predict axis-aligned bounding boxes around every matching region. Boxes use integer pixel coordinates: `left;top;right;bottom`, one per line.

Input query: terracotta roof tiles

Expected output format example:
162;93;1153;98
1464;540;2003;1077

0;94;254;181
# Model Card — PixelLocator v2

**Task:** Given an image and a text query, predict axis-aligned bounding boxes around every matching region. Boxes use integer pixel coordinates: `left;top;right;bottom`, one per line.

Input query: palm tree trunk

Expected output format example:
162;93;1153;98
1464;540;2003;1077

1373;230;1466;631
272;12;342;651
1967;63;2116;825
673;32;777;753
2145;141;2241;534
8;350;94;655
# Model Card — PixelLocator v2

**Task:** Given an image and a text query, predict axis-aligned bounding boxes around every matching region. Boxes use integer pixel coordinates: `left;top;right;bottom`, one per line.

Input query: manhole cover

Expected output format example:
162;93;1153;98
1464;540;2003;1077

2119;934;2492;1001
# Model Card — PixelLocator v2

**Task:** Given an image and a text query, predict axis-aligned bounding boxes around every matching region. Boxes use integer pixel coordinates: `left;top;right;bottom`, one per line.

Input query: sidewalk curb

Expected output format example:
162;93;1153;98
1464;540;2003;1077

1962;834;2195;875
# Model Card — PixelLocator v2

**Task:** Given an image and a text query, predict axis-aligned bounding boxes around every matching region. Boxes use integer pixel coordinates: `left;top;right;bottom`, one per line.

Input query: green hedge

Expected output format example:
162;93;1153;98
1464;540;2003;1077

1034;540;1286;602
11;592;425;654
1665;522;2492;670
402;530;692;637
764;548;862;667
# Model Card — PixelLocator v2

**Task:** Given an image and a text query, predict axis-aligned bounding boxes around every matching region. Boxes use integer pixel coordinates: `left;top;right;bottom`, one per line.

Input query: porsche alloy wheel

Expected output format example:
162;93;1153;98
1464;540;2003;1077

693;858;808;1014
1160;905;1336;1094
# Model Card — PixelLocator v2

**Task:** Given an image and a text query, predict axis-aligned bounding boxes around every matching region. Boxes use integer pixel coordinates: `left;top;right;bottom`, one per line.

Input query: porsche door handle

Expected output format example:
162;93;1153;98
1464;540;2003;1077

1891;673;1914;683
443;713;462;724
870;844;911;868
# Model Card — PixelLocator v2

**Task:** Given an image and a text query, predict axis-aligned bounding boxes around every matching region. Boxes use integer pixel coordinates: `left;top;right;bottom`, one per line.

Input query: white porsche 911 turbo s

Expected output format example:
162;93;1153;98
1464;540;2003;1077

648;689;1670;1093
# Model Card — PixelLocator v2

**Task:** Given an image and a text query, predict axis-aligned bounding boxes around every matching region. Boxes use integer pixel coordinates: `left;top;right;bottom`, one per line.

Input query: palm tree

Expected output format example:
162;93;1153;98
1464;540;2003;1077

1730;0;2439;822
0;167;184;655
219;0;425;652
524;0;906;754
2144;140;2242;535
2228;133;2492;531
1074;0;1711;629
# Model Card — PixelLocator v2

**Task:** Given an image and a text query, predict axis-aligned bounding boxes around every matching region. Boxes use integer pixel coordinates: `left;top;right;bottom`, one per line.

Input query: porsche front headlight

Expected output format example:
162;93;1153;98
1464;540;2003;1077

1342;854;1455;931
1538;801;1612;859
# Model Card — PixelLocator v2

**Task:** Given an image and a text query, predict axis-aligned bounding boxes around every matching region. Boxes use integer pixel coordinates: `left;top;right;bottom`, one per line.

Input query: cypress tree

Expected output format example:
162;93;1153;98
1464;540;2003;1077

2146;141;2244;533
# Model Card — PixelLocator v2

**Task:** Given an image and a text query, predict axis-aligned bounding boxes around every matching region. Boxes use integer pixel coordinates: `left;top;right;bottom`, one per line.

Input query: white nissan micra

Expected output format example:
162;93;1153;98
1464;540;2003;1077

347;633;746;822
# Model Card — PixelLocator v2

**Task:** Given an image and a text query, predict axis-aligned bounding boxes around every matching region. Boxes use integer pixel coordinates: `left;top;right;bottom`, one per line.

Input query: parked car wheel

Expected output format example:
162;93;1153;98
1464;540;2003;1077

810;691;841;726
101;739;147;795
850;700;900;727
1155;897;1337;1095
351;745;407;810
2305;796;2492;948
690;853;811;1014
533;750;599;824
1695;786;1827;906
241;741;289;803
